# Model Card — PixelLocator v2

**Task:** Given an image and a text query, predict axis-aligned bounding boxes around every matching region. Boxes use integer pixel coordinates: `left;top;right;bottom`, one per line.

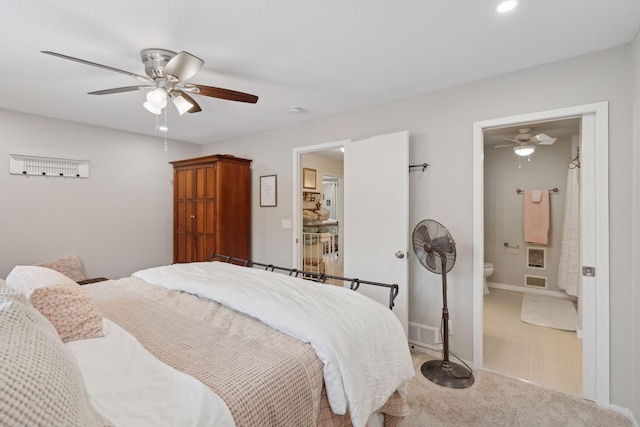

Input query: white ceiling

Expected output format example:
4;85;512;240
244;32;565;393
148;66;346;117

2;1;639;145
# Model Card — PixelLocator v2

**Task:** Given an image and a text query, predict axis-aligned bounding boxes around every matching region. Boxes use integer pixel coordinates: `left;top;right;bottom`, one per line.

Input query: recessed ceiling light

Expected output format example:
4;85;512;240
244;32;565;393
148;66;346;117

288;106;303;113
496;0;518;13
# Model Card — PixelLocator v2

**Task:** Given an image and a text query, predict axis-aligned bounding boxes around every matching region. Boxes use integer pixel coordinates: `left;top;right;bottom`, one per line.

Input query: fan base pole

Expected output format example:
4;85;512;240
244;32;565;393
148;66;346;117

421;359;474;389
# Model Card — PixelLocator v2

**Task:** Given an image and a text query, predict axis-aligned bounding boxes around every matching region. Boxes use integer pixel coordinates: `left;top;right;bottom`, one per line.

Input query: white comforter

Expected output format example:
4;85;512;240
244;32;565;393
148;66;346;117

66;318;235;427
133;261;414;427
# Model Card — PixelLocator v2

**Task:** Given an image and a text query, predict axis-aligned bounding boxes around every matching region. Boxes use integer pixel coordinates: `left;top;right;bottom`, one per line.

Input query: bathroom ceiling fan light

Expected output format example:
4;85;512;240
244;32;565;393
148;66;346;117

513;145;535;156
496;0;518;13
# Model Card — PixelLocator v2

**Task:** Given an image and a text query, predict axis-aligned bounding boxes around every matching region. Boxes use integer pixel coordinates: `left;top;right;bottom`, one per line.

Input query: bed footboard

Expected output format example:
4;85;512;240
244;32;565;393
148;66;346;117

208;253;399;310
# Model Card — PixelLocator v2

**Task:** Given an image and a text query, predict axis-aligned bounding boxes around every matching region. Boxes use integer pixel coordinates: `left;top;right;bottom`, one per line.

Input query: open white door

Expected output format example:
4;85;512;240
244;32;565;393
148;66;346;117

343;131;409;335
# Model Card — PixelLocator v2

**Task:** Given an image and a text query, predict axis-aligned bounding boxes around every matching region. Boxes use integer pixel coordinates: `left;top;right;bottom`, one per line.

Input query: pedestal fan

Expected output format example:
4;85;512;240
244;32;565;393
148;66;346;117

412;219;474;389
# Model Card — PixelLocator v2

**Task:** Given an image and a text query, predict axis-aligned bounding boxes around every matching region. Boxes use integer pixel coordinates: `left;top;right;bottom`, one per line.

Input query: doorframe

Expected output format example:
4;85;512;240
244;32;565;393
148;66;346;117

292;140;349;268
472;102;609;406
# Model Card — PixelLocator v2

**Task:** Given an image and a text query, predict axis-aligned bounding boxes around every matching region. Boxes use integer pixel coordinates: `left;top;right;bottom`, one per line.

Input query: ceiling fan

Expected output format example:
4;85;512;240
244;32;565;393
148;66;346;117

494;128;557;156
41;49;259;116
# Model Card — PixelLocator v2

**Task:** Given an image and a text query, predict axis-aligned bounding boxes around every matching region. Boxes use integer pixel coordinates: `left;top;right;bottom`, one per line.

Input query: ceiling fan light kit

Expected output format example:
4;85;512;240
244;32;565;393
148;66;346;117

513;144;535;156
143;101;162;115
171;94;195;115
146;88;168;108
41;48;259;118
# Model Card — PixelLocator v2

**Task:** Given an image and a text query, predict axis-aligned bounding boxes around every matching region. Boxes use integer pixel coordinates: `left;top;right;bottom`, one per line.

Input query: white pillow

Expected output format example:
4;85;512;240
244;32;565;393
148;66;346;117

5;266;104;343
6;265;77;293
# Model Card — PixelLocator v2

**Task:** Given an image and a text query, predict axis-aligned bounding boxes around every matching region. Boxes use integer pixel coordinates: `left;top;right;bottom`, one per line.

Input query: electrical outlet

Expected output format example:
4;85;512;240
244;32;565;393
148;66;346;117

448;320;453;336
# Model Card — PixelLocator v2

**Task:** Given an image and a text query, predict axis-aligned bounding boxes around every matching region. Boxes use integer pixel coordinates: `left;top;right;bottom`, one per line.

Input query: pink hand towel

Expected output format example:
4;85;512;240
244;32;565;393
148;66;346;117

523;189;549;244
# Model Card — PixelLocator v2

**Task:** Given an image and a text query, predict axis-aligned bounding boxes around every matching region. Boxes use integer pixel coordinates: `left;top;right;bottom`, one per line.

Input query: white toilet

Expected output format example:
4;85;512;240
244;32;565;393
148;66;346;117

483;262;494;295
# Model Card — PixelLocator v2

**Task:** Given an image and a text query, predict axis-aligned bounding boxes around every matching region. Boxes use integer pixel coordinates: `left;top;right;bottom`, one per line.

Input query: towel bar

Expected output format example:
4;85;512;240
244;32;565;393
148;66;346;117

516;188;558;194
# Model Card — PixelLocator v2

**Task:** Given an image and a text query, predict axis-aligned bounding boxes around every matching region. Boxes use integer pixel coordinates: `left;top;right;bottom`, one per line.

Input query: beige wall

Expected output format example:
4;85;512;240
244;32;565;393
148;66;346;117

0;109;201;279
202;46;633;408
630;31;640;424
484;136;572;292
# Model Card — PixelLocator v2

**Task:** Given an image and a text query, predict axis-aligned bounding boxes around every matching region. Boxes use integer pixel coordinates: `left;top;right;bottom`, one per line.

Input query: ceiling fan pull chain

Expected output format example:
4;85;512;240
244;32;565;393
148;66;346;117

164;107;168;152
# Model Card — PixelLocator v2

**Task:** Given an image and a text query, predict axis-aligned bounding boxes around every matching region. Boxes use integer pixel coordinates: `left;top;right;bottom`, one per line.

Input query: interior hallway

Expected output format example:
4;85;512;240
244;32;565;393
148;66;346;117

483;288;582;397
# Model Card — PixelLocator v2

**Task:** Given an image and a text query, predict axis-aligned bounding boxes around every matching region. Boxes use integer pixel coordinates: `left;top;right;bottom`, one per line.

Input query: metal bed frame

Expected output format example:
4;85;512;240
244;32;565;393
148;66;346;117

208;253;399;310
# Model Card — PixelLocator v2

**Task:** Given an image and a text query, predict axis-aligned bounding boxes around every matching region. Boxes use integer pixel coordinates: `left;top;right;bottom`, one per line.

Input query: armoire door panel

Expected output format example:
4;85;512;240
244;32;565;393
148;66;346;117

175;168;193;200
195;165;216;199
195;201;205;234
194;201;216;234
205;166;216;199
195;234;215;262
175;233;194;264
176;200;193;233
204;200;216;234
195;166;206;198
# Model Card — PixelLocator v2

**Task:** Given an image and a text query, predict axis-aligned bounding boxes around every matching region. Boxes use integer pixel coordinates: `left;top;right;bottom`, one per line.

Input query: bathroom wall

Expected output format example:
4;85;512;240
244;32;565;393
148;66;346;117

484;135;573;292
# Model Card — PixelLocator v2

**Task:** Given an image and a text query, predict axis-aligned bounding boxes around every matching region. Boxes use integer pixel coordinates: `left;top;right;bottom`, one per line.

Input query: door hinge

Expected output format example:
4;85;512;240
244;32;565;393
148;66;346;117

582;266;596;277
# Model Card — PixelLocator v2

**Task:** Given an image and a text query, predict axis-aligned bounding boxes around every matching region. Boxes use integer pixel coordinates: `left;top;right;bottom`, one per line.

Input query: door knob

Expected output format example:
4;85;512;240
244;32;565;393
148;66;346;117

190;215;196;219
395;251;405;259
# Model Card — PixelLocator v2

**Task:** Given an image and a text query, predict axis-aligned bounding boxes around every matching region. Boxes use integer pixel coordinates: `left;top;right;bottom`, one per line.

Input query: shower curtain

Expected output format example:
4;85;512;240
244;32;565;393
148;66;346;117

557;165;580;297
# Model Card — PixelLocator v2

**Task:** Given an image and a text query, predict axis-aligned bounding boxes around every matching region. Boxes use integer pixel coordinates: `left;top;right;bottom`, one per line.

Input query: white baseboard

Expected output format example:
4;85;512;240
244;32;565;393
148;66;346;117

608;404;637;427
488;281;576;300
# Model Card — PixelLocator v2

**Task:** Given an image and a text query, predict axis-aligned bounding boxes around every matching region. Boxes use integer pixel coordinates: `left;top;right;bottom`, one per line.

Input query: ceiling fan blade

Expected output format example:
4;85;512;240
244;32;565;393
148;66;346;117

503;137;522;143
164;52;204;82
531;133;557;145
172;91;202;114
188;84;259;103
88;86;153;95
41;51;153;83
494;143;515;149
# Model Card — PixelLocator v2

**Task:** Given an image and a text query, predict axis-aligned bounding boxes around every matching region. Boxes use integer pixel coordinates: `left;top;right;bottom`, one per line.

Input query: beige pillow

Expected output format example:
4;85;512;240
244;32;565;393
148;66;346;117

36;255;86;282
0;285;111;426
29;283;104;342
6;266;104;342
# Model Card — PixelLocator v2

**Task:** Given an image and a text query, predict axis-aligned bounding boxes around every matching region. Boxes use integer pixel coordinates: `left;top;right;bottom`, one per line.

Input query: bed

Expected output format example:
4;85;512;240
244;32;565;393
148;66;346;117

0;257;414;427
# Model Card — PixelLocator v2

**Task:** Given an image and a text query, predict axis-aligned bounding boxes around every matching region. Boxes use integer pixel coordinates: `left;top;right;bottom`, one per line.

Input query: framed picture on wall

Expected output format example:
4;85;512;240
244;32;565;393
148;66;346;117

303;168;317;189
260;175;277;207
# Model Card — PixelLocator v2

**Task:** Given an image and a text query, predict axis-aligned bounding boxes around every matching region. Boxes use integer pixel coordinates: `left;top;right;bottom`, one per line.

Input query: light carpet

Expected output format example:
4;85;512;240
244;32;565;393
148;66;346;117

399;352;631;427
520;293;577;331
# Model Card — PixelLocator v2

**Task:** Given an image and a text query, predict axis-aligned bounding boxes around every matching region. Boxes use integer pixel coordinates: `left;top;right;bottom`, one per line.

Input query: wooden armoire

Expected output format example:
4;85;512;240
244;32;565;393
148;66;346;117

170;154;251;263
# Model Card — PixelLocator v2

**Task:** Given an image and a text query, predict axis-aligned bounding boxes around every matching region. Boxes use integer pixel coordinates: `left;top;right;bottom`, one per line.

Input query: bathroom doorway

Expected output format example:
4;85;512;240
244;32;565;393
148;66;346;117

481;118;582;395
472;103;610;406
